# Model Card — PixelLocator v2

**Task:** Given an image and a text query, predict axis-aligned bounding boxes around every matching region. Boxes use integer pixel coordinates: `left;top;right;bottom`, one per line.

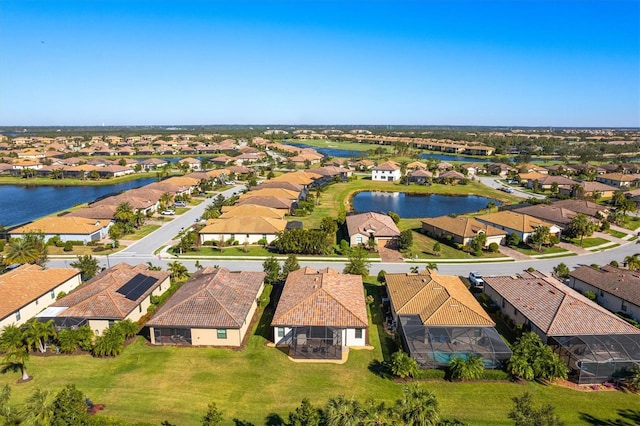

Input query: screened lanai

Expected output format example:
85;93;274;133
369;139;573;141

398;315;513;369
287;326;343;360
550;334;640;384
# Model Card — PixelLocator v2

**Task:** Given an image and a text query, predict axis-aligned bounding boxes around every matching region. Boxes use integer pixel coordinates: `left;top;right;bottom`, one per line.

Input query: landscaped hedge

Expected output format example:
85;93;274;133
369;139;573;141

413;368;510;381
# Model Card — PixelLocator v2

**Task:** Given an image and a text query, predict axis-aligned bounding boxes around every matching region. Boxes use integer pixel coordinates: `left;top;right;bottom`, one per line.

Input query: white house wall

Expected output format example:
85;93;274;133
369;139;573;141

568;277;640;323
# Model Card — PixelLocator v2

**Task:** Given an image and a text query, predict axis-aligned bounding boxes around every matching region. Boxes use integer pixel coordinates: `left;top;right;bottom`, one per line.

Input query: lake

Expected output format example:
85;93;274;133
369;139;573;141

0;177;157;227
352;192;500;218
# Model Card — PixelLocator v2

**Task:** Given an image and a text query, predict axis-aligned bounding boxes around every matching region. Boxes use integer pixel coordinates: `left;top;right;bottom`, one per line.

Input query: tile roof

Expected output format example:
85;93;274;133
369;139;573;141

374;161;400;171
476;211;555;233
346;212;400;238
147;267;265;328
235;196;294;210
270;171;322;185
50;263;170;320
271;267;368;328
484;272;640;336
0;265;81;320
385;271;494;326
512;204;577;227
200;216;287;234
569;265;640;307
254;181;305;192
239;188;301;200
219;205;284;219
66;205;117;220
10;216;106;236
421;216;506;238
551;199;609;218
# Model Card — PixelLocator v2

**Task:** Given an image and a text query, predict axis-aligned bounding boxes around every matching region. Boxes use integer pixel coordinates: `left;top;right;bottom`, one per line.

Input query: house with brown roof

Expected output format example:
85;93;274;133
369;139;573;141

219;204;285;220
271;267;368;360
9;216;111;243
372;161;401;181
147;267;265;346
476;211;561;242
528;175;577;190
557;180;618;199
384;270;511;369
0;265;82;329
551;199;609;220
235;196;295;215
345;212;401;247
596;173;640;188
199;216;288;245
568;265;640;323
511;204;581;230
483;271;640;384
421;216;506;246
408;169;433;184
37;263;170;335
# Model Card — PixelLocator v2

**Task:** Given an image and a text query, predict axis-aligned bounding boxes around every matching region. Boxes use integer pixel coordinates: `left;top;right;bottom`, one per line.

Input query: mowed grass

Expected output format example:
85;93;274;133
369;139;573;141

2;285;638;426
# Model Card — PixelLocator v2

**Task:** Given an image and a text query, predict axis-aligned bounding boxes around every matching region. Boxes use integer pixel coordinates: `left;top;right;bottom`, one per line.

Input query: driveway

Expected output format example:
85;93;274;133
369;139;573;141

377;241;404;263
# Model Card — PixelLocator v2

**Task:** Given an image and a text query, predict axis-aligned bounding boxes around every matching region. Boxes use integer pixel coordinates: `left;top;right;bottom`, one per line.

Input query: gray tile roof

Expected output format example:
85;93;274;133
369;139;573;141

569;265;640;307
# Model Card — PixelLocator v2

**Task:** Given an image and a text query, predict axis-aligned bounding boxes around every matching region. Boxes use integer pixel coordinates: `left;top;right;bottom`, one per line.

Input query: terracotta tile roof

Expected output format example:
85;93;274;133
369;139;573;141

476;211;555;233
235;196;294;210
551;199;609;218
92;193;157;210
162;176;199;187
307;166;350;176
597;173;639;182
0;265;81;320
421;216;506;238
270;171;322;185
385;271;494;326
10;216;106;236
569;265;640;307
439;170;465;180
346;212;400;238
200;216;287;234
576;181;618;193
254;181;305;192
219;205;284;219
512;204;577;227
484;272;640;336
67;205;117;220
50;263;170;320
147;267;265;328
374;161;400;171
271;267;368;328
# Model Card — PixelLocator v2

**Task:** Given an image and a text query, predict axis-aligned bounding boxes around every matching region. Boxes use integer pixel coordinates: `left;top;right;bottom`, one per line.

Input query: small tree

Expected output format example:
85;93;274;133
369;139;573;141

529;226;550;252
343;247;371;277
508;392;564;426
281;254;300;279
262;256;280;285
552;263;570;280
432;242;442;256
387;211;400;224
288;398;321;426
398;230;413;251
201;402;224;426
506;232;521;247
50;385;89;426
70;255;101;281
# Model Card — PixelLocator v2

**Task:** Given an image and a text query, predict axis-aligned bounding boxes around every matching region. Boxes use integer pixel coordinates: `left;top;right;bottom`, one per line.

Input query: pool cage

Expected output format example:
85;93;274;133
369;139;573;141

398;315;513;369
549;334;640;384
287;326;343;360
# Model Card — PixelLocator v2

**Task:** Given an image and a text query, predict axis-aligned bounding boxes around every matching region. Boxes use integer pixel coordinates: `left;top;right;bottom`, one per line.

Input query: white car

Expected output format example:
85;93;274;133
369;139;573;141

161;210;175;215
468;272;485;287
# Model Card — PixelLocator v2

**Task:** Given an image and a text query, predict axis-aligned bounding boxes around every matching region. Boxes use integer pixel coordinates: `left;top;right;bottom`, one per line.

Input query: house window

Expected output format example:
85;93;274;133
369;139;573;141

514;308;518;317
108;320;115;328
501;299;505;308
15;311;20;321
50;290;55;299
139;304;142;313
262;234;267;240
217;329;227;339
355;329;363;339
277;327;284;338
35;298;39;306
622;301;628;312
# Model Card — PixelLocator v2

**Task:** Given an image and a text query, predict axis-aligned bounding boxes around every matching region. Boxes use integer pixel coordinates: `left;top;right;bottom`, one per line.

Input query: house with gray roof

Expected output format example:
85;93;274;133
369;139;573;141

568;265;640;323
147;267;265;347
345;211;400;248
484;271;640;384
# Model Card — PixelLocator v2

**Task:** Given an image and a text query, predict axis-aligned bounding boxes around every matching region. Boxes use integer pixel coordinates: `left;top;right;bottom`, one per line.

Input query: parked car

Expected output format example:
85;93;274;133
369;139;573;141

173;201;186;207
501;186;514;193
161;209;175;215
468;272;485;288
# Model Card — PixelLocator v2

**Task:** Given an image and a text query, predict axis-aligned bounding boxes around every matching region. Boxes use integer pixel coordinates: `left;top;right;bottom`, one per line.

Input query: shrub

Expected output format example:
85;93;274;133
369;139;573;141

390;351;419;379
377;270;387;284
412;369;446;380
63;241;74;252
488;242;499;253
610;260;619;267
584;290;597;302
600;221;610;231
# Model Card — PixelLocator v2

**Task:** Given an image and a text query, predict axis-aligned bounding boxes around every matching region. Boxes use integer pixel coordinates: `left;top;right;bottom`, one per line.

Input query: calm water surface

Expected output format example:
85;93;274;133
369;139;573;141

352;192;500;218
0;177;157;227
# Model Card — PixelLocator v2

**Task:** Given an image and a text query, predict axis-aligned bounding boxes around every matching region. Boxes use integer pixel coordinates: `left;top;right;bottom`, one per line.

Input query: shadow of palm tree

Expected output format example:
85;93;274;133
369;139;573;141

579;410;640;426
368;359;393;379
233;419;255;426
265;413;285;426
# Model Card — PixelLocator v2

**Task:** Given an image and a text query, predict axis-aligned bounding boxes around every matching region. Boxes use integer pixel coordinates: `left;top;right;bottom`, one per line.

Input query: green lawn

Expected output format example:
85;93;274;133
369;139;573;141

605;229;628;239
2;281;637;425
564;237;610;248
618;216;640;231
184;245;274;257
515;244;568;256
124;224;161;240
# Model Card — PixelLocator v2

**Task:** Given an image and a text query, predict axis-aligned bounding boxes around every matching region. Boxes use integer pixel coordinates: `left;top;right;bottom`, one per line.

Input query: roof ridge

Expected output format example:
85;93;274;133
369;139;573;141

320;286;368;326
204;286;243;327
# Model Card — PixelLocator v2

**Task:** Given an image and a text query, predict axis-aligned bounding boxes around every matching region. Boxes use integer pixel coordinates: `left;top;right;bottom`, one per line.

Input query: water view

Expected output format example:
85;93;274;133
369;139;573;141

352;191;500;218
0;177;157;227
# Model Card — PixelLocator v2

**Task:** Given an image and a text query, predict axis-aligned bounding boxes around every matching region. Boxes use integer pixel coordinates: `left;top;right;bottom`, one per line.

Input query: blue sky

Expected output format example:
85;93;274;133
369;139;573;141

1;0;638;127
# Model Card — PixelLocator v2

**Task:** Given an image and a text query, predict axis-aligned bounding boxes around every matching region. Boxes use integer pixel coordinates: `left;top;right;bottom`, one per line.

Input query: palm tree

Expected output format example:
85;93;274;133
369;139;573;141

390;351;418;379
167;261;189;282
0;325;30;381
3;238;39;265
325;395;362;426
114;319;139;340
361;399;394;426
394;385;440;426
624;254;640;271
448;355;484;381
22;388;55;425
159;192;173;210
23;319;56;353
133;210;146;228
115;202;135;233
92;326;125;357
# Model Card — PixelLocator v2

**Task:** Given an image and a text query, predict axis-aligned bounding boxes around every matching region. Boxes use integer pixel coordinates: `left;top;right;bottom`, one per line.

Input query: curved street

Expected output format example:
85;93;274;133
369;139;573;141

46;181;640;279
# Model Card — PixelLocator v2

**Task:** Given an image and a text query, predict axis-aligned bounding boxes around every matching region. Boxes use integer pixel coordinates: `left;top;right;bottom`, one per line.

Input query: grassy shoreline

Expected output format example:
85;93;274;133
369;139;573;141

0;172;158;187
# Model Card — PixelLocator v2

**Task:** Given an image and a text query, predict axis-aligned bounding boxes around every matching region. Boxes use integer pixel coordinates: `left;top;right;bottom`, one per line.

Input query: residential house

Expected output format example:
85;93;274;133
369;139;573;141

487;163;515;177
0;265;82;329
557;181;618;199
475;211;561;242
528;175;577;191
219;205;285;220
511;204;580;230
421;216;506;246
438;170;465;183
551;199;609;221
483;271;640;384
37;263;170;335
179;157;201;171
568;265;640;322
271;267;368;360
9;216;111;243
345;211;401;247
199;216;288;245
385;270;512;369
408;169;433;184
596;173;639;188
235;196;295;216
147;267;265;346
372;161;401;181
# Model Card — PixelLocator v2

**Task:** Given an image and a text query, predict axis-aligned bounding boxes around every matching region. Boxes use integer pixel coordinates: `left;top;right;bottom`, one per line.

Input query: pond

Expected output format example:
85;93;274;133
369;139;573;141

351;192;500;218
0;177;157;227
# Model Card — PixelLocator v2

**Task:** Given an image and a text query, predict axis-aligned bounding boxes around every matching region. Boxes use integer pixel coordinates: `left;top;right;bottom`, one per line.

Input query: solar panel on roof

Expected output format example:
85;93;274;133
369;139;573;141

116;273;159;301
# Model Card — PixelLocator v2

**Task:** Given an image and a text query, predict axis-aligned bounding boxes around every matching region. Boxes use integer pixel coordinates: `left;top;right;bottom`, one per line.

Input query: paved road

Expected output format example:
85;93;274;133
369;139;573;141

476;176;546;200
47;179;640;277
